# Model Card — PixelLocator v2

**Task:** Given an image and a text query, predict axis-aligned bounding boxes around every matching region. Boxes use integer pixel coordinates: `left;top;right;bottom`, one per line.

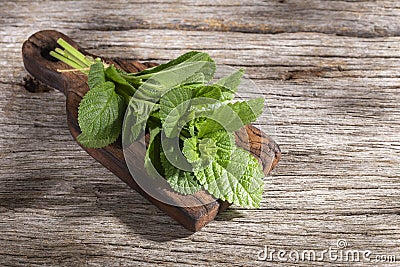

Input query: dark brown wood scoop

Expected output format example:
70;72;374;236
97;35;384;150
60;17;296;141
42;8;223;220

22;30;281;231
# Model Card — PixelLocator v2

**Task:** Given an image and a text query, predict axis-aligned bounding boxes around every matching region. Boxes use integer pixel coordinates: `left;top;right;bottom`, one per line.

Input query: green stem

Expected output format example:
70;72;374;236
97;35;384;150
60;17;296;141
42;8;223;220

49;51;84;71
57;38;93;67
129;73;154;80
64;49;90;68
54;48;67;57
120;74;143;87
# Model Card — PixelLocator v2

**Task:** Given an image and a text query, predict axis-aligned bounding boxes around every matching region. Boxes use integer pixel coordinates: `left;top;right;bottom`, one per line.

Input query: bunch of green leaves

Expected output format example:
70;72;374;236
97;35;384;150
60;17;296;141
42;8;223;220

51;38;265;208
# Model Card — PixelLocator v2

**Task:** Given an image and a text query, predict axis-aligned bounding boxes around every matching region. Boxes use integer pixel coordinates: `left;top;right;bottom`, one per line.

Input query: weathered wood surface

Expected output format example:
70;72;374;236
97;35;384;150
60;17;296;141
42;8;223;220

1;1;400;266
21;29;280;231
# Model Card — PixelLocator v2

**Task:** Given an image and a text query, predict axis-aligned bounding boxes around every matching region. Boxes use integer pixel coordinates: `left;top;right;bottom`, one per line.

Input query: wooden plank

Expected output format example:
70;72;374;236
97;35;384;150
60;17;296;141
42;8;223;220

1;0;400;266
21;30;280;231
2;0;400;37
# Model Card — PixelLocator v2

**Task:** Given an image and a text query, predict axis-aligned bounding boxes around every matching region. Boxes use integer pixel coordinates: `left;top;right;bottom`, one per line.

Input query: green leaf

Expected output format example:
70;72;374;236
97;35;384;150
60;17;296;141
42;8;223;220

128;52;216;101
53;41;266;207
195;105;244;137
125;55;217;141
182;136;200;163
76;131;120;149
207;130;235;158
188;120;196;136
228;97;264;125
194;98;264;137
105;65;136;95
138;61;216;98
215;69;244;100
78;81;125;140
183;136;222;171
87;62;106;90
126;52;216;142
199;138;219;158
161;152;202;195
133;51;214;77
159;86;192;138
125;98;156;141
215;69;244;93
183;131;234;164
192;85;222;100
194;146;264;208
182;72;206;85
127;73;208;142
183;130;263;207
144;126;162;177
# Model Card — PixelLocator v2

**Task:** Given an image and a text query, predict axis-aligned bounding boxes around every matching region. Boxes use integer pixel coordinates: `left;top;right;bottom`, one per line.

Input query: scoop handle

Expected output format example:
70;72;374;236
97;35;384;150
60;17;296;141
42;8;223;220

22;30;86;96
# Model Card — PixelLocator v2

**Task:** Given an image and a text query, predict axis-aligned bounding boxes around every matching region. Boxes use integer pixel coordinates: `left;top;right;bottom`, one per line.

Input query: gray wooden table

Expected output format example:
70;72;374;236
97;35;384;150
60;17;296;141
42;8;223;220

1;1;400;266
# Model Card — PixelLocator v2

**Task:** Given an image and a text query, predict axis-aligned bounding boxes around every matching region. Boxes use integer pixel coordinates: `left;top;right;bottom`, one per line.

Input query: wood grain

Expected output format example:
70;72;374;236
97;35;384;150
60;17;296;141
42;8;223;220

1;0;400;266
21;30;280;232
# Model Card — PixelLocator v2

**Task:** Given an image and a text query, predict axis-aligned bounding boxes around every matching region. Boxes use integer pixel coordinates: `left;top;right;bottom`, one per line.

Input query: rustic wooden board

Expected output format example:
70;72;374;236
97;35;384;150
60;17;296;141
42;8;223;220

21;30;280;231
1;0;400;266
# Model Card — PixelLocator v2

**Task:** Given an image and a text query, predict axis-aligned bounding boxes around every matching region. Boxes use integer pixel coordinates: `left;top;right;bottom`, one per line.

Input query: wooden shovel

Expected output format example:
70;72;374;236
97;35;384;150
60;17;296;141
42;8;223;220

22;30;281;231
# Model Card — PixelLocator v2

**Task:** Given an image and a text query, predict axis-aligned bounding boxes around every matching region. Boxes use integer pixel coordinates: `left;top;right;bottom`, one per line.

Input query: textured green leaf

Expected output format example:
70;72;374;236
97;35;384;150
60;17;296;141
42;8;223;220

182;72;206;85
125;98;156;141
78;81;125;140
195;104;244;137
199;138;219;158
127;70;210;142
192;85;222;100
185;130;263;207
196;119;221;138
183;131;234;163
130;53;216;102
189;122;196;137
126;53;217;142
140;61;216;97
182;137;200;163
207;130;235;158
183;136;222;171
215;69;244;93
215;69;244;100
161;152;202;195
105;65;136;95
133;51;214;78
87;62;105;90
76;131;120;148
159;86;192;138
228;97;264;125
194;98;264;137
194;147;264;208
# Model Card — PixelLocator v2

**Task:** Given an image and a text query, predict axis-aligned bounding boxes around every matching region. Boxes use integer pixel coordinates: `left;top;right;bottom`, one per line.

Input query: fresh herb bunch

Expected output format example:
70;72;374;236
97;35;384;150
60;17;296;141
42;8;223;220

51;38;266;208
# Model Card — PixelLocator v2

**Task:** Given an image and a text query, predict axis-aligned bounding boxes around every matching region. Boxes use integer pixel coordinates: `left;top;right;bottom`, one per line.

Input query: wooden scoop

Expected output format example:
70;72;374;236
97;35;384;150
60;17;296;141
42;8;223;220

22;30;281;231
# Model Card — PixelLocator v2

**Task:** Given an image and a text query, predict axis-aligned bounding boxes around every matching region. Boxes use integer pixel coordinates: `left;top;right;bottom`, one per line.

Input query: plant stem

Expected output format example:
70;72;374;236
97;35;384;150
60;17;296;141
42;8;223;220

57;38;93;67
129;73;154;80
120;73;143;88
49;51;84;71
64;49;90;68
